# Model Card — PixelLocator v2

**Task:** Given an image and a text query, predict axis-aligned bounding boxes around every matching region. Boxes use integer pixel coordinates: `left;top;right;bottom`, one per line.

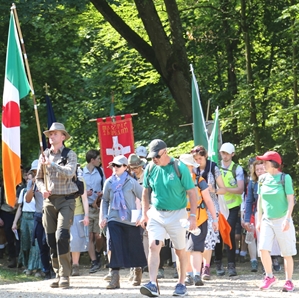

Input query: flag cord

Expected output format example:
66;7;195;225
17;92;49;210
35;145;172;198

11;4;48;190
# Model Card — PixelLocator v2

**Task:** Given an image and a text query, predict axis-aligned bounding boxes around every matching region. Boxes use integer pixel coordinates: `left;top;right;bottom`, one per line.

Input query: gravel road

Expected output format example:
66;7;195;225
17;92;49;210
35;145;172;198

0;264;298;298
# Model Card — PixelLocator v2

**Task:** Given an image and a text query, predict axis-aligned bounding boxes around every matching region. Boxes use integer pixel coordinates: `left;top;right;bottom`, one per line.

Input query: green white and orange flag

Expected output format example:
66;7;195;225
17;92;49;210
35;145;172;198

2;11;31;207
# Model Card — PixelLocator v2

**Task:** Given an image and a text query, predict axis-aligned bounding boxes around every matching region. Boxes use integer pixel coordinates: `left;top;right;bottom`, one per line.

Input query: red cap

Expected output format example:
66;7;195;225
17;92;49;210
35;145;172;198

256;151;282;165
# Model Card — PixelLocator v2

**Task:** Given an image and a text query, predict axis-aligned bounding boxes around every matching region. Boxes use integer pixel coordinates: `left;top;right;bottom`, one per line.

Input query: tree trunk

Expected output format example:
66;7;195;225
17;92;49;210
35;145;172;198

241;0;260;152
90;0;193;123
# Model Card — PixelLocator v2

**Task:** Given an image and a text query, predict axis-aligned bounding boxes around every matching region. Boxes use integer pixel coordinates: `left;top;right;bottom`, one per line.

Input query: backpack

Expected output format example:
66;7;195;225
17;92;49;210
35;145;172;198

59;147;84;198
95;166;104;190
146;159;181;201
259;172;296;205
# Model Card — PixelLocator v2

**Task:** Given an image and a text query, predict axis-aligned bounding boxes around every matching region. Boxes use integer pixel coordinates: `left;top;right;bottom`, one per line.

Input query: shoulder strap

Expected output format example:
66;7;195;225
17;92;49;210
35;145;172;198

59;147;71;166
172;159;181;179
231;163;238;180
95;166;104;189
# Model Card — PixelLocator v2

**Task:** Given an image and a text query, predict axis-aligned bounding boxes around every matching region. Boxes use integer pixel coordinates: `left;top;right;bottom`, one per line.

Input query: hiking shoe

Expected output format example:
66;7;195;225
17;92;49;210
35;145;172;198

72;264;80;276
173;283;188;296
7;258;17;268
194;275;204;286
202;266;210;280
272;257;281;272
157;268;164;279
50;275;60;288
184;274;194;286
59;276;70;289
89;261;100;273
282;280;295;292
227;262;237;277
140;282;159;297
259;276;277;290
215;260;225;276
250;260;258;272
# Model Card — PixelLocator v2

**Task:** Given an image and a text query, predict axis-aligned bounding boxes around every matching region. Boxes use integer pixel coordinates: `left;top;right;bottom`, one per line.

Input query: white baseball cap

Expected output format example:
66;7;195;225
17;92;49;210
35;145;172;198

30;159;39;171
220;142;235;154
135;146;148;158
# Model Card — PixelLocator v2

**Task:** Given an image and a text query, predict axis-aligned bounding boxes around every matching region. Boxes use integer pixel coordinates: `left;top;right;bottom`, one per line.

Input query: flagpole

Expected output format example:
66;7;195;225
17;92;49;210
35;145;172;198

89;113;138;122
11;3;48;190
11;4;44;153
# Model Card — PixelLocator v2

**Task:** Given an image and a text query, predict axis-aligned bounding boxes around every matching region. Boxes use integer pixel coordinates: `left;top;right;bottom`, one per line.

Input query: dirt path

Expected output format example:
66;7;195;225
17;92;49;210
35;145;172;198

0;264;298;298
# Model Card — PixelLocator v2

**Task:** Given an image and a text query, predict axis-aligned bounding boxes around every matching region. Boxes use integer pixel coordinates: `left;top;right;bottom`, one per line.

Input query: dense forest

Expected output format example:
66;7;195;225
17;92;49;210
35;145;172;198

0;1;299;222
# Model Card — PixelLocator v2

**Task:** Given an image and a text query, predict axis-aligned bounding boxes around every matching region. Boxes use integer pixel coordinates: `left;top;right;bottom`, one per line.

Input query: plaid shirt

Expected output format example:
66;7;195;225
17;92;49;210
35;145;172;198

36;145;78;195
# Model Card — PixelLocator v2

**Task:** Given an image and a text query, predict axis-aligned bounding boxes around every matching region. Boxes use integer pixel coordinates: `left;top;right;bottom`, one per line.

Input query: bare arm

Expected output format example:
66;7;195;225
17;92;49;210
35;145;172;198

209;174;226;195
282;194;295;232
186;188;197;230
81;190;89;226
139;188;150;228
12;204;22;231
226;180;244;195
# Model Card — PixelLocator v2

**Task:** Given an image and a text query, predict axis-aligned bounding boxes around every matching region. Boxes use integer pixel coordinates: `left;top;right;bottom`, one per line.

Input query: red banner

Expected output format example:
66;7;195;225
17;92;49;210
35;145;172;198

97;114;135;178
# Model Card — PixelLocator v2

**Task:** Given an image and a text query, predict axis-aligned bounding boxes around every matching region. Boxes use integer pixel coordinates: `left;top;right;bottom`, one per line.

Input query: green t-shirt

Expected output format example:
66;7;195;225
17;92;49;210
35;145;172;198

257;172;294;219
143;158;194;210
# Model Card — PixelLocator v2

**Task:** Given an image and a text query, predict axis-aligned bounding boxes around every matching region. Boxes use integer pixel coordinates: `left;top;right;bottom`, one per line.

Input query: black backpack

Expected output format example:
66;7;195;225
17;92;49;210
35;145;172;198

59;147;84;198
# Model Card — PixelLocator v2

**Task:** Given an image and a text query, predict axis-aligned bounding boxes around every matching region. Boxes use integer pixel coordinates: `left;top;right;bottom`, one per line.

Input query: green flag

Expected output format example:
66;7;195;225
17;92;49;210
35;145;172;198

208;107;219;164
190;64;208;148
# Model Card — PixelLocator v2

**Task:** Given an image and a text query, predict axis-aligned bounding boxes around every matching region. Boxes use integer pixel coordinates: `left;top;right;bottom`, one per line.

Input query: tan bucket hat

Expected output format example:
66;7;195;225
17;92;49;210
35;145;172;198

43;122;71;140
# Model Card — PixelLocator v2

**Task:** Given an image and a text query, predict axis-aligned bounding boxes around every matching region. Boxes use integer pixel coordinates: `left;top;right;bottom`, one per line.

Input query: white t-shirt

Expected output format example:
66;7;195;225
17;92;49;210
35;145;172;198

18;188;35;212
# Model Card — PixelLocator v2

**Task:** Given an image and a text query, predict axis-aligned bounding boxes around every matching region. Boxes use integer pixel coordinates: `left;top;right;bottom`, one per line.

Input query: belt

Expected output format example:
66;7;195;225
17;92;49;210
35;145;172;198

156;208;172;211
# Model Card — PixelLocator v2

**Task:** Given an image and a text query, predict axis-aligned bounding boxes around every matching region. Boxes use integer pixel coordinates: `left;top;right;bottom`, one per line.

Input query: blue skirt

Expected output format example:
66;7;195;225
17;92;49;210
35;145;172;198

108;221;147;268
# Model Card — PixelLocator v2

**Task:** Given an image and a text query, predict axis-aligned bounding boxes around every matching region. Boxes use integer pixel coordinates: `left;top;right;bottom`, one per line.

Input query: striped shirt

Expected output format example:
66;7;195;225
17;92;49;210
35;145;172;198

36;146;78;195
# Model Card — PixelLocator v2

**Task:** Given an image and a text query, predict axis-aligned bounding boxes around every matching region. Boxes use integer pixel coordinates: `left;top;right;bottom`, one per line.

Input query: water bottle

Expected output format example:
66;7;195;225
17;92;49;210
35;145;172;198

245;224;255;244
179;219;201;236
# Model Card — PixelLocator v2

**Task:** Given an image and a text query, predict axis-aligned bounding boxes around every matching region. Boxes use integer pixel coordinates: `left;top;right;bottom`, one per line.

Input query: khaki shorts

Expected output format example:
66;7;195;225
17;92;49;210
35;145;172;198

147;207;187;250
88;207;101;234
259;216;297;257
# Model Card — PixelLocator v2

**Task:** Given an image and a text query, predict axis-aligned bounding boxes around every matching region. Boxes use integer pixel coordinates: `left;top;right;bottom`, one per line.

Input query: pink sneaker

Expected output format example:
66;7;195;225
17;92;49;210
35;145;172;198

259;276;277;290
282;280;295;292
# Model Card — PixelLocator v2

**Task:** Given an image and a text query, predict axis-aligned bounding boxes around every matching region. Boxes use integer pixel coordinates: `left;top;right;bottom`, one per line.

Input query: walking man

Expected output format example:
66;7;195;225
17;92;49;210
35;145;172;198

36;122;78;288
139;139;197;297
82;149;105;273
215;142;244;277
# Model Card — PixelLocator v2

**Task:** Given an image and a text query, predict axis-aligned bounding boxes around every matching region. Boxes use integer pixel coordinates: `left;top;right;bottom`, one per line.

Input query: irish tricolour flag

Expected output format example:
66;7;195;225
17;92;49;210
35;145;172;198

2;11;31;207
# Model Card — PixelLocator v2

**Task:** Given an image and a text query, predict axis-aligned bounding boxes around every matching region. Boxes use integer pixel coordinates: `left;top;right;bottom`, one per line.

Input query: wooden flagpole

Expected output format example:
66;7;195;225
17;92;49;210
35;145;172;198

11;3;48;190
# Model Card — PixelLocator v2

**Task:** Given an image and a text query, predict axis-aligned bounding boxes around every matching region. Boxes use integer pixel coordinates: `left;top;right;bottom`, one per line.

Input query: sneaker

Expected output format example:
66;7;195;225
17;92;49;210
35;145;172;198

89;261;100;274
215;260;225;276
157;268;164;279
250;260;258;273
44;271;52;280
259;276;277;290
26;269;33;276
272;257;281;272
194;275;204;286
140;281;159;297
173;283;188;296
184;274;194;286
227;262;237;277
59;276;70;289
282;280;295;292
202;266;210;280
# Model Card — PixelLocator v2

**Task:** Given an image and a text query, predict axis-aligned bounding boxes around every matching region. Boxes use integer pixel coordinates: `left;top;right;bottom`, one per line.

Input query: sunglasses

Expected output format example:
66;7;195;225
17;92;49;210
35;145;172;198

111;163;124;168
153;150;166;160
191;147;206;156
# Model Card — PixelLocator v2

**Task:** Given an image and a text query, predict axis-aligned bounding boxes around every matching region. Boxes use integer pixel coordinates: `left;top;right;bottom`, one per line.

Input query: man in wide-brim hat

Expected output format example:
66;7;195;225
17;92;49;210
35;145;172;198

36;122;78;289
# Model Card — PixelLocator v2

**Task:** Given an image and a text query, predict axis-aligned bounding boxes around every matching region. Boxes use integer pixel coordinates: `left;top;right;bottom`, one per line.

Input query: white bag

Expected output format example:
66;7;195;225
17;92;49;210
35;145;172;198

218;194;229;219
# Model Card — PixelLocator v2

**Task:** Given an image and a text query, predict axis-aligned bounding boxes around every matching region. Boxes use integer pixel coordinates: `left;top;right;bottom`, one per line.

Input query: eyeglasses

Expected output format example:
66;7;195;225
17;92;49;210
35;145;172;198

153;150;166;160
111;163;123;168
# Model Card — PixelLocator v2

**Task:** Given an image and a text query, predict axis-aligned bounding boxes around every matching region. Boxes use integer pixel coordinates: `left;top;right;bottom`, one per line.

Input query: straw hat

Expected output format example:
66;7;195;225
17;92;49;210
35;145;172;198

43;122;71;140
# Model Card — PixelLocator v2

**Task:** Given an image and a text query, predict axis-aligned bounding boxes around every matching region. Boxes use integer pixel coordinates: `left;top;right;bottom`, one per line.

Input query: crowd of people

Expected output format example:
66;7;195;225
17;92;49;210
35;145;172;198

0;122;296;295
